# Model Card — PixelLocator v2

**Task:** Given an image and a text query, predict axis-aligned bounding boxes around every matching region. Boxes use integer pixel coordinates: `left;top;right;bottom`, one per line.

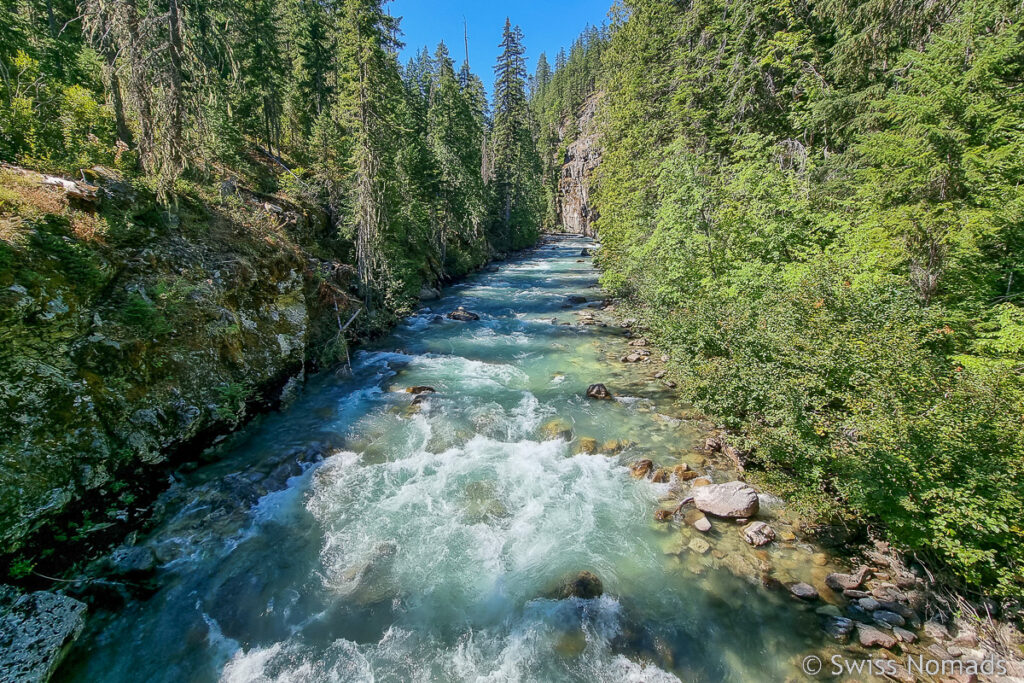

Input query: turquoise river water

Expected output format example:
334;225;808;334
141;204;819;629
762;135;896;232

57;236;848;682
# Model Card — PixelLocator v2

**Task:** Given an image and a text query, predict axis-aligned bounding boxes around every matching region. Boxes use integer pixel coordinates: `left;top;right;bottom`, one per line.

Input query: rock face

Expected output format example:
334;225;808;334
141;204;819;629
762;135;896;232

0;587;87;682
556;94;602;235
692;481;760;518
0;168;362;557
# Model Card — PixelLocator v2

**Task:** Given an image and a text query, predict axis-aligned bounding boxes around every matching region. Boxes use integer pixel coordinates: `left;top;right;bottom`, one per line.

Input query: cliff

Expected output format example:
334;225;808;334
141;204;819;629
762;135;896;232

0;165;367;564
556;94;602;236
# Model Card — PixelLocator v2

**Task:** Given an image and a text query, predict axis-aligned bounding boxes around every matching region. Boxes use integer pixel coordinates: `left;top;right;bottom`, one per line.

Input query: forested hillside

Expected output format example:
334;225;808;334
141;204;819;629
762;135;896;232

0;0;544;565
535;0;1023;595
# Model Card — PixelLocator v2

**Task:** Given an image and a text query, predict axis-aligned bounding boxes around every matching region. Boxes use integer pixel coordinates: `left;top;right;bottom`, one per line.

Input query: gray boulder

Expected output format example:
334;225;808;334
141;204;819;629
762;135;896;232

692;481;759;518
0;588;87;682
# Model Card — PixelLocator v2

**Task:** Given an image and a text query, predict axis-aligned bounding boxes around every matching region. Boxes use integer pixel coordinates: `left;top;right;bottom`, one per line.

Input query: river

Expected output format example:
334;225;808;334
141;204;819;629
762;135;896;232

56;235;840;682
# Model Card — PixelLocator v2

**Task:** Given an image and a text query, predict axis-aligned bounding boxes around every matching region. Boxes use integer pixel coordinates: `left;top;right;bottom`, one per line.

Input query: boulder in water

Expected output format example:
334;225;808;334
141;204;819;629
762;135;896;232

585;383;612;400
580;248;591;256
446;306;480;321
742;521;776;547
651;467;670;483
405;386;436;395
540;419;573;441
654;508;675;522
629;459;654;478
691;481;759;518
575;437;598;454
788;582;819;601
558;571;603;599
856;623;896;649
564;295;587;306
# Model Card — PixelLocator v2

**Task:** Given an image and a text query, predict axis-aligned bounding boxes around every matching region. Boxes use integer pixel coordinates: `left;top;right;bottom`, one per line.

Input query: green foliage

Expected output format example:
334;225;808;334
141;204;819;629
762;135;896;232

120;293;172;337
593;0;1024;595
214;381;250;421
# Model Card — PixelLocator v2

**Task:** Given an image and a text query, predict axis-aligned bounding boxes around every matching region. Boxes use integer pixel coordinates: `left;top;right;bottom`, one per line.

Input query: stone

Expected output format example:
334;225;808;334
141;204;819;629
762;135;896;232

856;623;897;649
788;582;819;601
629;338;649;347
823;616;855;641
405;386;436;395
651;468;670;483
654;508;675;522
811;553;829;566
688;537;711;555
446;306;480;321
893;626;917;643
418;285;441;301
654;370;667;379
106;545;157;578
825;566;870;591
858;597;881;611
684;509;712;532
580;248;591;256
558;571;603;599
923;619;950;641
691;481;759;518
742;521;776;547
870;583;905;603
585;383;613;400
722;444;750;471
540;419;574;441
843;589;871;599
629;459;654;478
600;439;630;455
779;529;796;542
621;352;646;363
874;610;906;627
816;605;842;618
576;437;598;454
0;588;87;682
564;295;587;305
691;477;712;487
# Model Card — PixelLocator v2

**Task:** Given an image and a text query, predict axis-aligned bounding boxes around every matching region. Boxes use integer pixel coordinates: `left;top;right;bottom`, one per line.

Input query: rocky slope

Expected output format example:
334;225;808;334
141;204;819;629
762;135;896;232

556;94;601;236
0;165;369;565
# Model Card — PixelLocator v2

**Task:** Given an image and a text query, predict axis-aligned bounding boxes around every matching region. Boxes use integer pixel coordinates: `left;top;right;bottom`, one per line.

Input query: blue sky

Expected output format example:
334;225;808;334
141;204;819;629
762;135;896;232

388;0;611;95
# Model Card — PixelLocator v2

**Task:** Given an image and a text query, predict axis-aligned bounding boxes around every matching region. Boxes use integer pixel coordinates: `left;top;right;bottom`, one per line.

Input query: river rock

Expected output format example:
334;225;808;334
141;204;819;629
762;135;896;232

691;477;712;487
106;545;158;579
446;306;480;321
405;386;436;395
559;571;603;599
742;521;775;546
629;459;654;478
654;508;675;521
691;481;759;518
576;437;598;454
825;566;870;591
874;610;906;627
893;626;917;643
856;623;896;649
823;616;855;641
629;338;648;347
600;439;630;454
654;370;667;379
923;619;950;641
621;352;646;363
564;295;587;306
540;419;573;441
858;597;881;611
688;537;711;555
0;588;87;682
788;582;819;601
684;509;711;532
870;583;905;603
418;285;441;301
585;383;613;400
580;248;591;256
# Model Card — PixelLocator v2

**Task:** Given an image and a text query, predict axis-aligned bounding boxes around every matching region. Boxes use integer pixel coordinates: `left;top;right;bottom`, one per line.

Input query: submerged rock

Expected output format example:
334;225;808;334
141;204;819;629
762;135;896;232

0;588;87;682
564;295;587;306
575;437;598;455
788;582;819;601
558;571;603;599
585;383;613;400
540;419;574;441
742;521;776;547
405;386;436;395
691;481;759;518
446;306;480;321
654;509;675;522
